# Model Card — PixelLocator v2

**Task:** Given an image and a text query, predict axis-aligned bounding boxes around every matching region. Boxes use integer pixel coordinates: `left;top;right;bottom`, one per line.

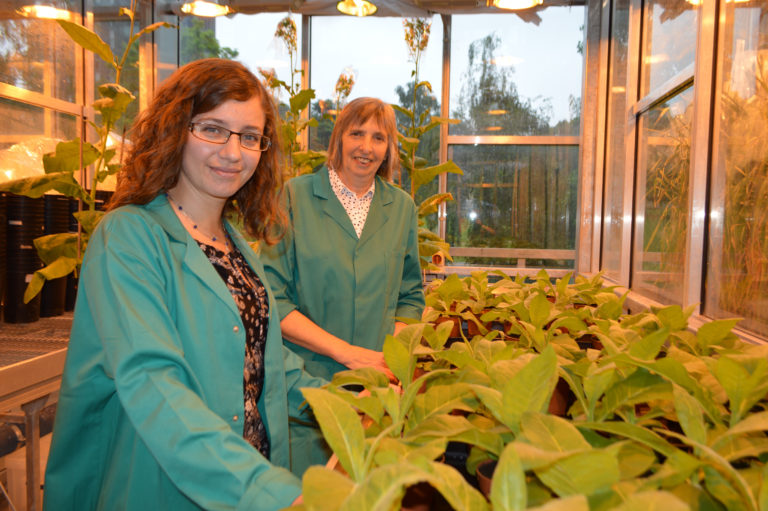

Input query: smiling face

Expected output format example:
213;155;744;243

174;96;266;209
337;117;389;193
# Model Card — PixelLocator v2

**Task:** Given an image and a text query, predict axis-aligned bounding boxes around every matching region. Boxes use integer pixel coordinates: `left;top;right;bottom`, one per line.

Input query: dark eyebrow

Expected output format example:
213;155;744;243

194;117;263;133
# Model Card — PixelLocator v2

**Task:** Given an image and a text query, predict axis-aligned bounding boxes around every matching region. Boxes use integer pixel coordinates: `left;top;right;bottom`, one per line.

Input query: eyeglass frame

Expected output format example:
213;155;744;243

188;122;272;152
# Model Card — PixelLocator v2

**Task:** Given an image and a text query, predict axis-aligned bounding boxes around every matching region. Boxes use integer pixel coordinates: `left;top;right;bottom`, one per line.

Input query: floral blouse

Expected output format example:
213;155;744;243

199;240;270;459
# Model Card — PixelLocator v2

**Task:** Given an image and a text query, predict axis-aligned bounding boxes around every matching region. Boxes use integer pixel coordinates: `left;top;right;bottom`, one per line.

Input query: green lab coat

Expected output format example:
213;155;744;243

261;166;425;474
262;165;425;380
43;195;325;511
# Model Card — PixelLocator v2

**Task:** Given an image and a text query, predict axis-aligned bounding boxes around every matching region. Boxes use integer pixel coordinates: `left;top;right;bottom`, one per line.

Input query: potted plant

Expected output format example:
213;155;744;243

0;2;171;303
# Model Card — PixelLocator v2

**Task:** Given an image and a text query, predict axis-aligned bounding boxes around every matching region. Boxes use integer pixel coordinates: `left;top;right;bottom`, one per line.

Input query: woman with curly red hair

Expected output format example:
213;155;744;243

43;58;322;511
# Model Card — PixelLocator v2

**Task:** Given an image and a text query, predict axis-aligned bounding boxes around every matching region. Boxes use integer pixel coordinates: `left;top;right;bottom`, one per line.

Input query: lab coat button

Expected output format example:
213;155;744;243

233;415;239;421
233;325;240;333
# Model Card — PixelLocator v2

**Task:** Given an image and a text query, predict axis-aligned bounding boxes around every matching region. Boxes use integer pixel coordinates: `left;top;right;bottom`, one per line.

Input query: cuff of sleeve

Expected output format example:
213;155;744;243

395;306;423;321
236;467;302;511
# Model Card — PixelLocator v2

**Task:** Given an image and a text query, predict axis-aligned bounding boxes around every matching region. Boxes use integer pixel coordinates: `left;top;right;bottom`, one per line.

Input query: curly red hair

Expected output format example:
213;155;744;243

108;58;285;243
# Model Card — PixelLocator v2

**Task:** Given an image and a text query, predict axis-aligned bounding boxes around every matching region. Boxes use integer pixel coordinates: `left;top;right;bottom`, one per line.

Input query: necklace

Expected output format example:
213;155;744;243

166;193;230;250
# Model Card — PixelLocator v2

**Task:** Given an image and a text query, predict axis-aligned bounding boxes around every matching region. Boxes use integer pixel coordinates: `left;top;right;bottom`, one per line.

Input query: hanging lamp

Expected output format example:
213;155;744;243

178;0;233;17
16;2;73;19
336;0;377;17
493;0;543;10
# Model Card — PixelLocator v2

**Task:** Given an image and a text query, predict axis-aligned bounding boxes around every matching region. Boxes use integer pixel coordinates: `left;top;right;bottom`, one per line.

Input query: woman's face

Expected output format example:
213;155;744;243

338;117;388;188
177;96;266;206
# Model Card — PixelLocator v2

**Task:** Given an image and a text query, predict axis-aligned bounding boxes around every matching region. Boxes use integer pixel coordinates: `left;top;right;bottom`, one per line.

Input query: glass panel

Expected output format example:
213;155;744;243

641;0;697;96
0;97;77;179
601;0;630;281
215;13;302;90
705;1;768;337
0;0;78;102
155;11;179;85
632;86;693;304
92;0;147;131
449;8;584;136
309;15;443;152
445;144;578;267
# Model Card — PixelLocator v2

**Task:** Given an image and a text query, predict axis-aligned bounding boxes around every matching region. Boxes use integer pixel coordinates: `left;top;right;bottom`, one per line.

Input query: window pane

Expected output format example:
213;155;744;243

0;97;77;179
641;0;698;95
601;0;630;280
445;144;578;268
632;87;693;304
449;9;584;136
0;1;78;102
309;15;443;152
92;0;148;131
705;1;768;337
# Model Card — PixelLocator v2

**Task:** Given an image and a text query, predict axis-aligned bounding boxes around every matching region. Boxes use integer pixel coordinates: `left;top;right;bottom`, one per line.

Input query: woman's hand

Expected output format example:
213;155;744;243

341;345;395;382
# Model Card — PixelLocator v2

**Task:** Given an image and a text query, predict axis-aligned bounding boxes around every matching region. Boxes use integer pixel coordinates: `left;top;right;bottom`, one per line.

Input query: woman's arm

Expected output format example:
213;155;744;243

281;310;394;380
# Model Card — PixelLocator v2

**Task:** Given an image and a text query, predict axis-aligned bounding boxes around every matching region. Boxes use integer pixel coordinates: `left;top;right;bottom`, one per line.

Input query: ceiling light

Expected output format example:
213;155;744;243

179;0;233;17
493;0;543;10
488;109;507;115
17;4;73;19
336;0;377;17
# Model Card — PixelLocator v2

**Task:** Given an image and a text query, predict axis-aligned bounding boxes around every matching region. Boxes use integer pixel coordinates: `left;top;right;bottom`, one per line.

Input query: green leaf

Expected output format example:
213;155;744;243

56;19;115;66
527;495;589;511
498;347;558;431
290;88;316;114
758;463;768;511
715;356;768;426
596;369;671;422
672;385;708;445
628;327;670;361
95;83;135;125
535;449;619;497
490;443;527;511
74;210;105;234
302;387;366;482
418;193;453;217
410;161;463;196
697;319;741;352
520;412;591;453
702;465;746;511
611;490;690;511
43;139;100;173
0;172;89;202
23;255;78;303
302;466;356;511
528;293;552;329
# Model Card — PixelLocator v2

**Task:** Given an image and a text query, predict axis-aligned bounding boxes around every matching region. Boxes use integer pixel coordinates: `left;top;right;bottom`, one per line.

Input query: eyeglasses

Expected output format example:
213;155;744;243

188;122;271;152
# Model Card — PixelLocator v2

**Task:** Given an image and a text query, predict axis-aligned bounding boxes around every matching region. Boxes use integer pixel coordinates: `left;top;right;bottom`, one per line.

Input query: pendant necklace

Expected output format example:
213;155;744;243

166;193;230;250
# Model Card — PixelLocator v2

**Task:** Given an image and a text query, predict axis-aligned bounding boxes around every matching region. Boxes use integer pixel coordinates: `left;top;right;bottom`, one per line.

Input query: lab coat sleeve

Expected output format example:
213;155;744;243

83;213;301;511
261;185;300;322
396;199;426;320
282;345;328;420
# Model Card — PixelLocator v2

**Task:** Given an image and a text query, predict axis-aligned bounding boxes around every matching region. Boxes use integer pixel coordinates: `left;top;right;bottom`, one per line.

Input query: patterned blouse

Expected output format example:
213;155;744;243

198;240;270;459
329;165;375;238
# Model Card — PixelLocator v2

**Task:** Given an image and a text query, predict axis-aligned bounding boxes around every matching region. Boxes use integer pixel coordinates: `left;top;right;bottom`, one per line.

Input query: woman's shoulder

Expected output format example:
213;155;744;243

377;178;416;206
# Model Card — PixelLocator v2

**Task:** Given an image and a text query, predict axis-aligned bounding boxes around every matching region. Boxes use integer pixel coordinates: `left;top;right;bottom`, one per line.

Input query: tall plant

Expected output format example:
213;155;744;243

260;16;327;178
0;2;171;302
394;18;464;271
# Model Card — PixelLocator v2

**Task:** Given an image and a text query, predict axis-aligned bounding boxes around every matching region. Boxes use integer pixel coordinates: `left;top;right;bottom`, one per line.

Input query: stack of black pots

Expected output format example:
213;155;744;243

4;194;45;323
0;193;6;320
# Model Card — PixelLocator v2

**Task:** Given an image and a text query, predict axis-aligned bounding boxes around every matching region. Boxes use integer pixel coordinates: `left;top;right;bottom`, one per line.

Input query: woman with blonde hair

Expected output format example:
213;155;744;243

262;97;425;473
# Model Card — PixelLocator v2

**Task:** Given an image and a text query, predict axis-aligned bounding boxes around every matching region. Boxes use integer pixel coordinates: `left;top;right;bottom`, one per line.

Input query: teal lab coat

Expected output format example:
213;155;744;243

261;166;425;380
261;166;425;474
43;195;325;511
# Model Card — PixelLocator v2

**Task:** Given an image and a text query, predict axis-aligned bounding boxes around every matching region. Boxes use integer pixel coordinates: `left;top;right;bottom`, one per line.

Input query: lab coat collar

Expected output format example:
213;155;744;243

144;194;241;320
311;165;394;245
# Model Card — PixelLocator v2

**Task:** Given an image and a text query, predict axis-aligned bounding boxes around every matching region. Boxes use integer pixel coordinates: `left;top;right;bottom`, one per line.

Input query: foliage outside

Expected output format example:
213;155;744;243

0;3;171;303
288;270;768;511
